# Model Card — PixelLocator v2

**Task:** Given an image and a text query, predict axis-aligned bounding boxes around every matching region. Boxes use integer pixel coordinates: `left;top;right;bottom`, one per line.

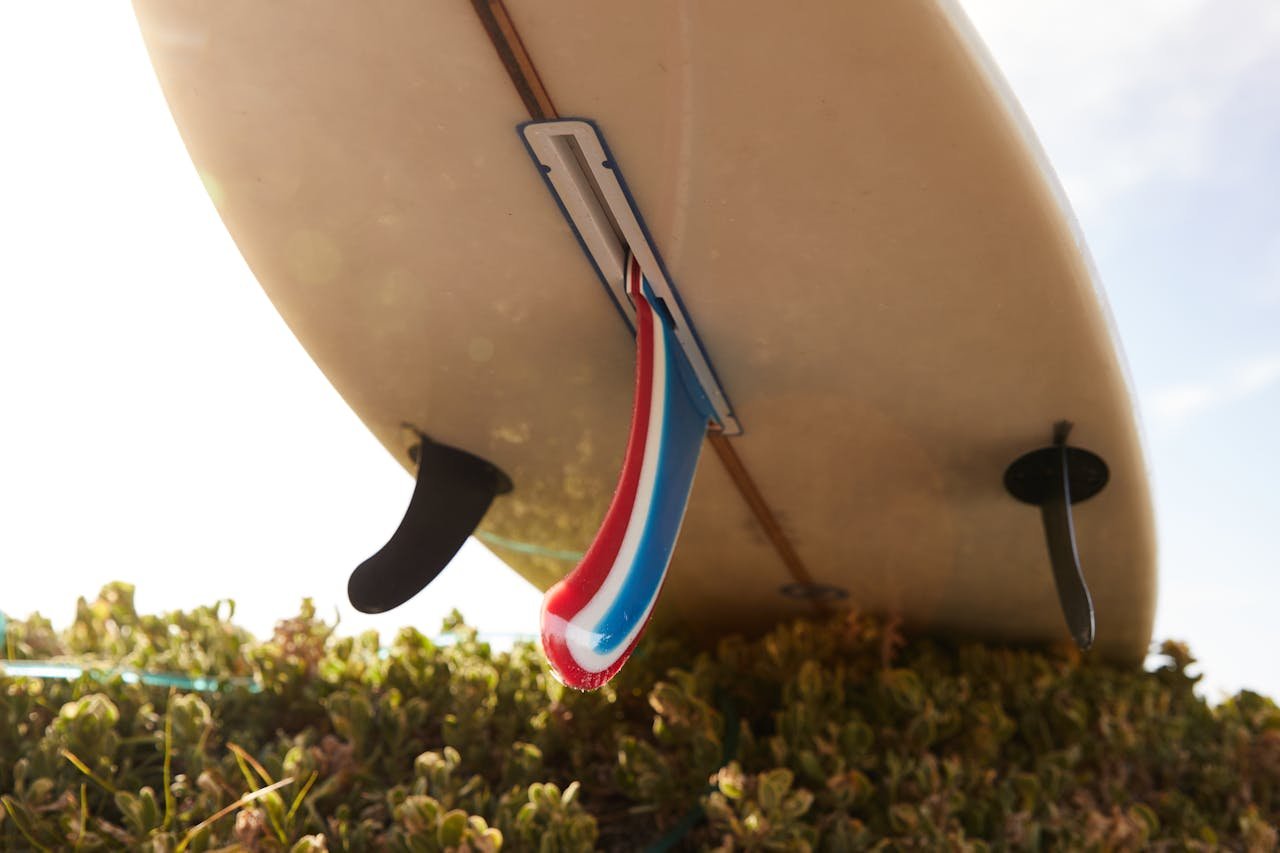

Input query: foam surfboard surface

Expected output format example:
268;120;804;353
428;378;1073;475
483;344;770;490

132;0;1157;661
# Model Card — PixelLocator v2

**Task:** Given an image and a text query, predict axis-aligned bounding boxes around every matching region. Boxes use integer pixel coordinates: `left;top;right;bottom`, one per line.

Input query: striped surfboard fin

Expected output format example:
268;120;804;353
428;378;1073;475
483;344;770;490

540;255;712;689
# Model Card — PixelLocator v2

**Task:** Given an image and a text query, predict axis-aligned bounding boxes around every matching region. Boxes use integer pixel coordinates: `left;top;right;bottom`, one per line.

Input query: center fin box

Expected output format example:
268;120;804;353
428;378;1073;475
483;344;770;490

520;119;741;436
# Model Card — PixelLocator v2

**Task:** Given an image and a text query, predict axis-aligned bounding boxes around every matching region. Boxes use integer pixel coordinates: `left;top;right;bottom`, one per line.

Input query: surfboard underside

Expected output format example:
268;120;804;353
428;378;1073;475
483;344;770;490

131;0;1157;661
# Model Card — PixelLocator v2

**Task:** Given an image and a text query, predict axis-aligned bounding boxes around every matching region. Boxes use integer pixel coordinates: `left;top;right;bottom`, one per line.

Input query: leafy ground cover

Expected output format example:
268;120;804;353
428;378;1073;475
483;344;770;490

1;583;1277;851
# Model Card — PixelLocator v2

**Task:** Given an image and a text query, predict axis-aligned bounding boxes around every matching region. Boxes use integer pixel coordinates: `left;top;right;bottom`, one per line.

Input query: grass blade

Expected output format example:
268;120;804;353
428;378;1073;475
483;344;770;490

175;776;294;853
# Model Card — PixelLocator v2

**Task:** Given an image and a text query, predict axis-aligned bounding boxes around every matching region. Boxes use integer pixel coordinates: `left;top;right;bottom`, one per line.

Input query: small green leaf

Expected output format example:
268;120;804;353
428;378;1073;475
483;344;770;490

758;768;794;813
438;809;468;847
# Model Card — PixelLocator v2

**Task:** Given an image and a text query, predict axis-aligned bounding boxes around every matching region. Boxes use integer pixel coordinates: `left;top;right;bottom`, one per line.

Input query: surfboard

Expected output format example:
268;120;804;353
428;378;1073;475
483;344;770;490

131;0;1157;670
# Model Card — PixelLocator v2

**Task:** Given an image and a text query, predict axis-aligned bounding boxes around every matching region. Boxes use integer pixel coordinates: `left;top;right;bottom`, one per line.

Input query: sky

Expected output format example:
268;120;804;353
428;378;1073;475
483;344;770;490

1;3;1277;700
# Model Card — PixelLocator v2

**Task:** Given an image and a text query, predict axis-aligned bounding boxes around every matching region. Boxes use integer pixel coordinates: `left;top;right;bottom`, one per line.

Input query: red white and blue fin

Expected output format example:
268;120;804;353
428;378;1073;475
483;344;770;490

522;121;736;689
541;256;714;690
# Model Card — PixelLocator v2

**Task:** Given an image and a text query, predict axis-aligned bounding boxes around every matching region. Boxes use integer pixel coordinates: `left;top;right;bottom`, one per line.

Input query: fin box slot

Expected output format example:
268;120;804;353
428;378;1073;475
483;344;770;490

521;119;741;436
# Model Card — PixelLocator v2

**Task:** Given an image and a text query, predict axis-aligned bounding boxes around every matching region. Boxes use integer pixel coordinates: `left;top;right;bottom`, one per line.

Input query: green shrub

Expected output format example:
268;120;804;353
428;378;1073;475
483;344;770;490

1;582;1276;851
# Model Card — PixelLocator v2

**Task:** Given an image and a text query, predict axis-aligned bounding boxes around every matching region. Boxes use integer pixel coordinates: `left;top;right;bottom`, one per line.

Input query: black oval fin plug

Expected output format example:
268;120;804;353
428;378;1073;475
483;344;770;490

348;435;512;614
1004;421;1108;651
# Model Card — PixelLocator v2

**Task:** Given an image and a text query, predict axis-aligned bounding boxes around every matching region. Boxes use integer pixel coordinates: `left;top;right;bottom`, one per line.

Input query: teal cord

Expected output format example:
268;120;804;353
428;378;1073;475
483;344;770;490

0;607;255;692
0;660;259;692
644;691;741;852
475;531;584;562
0;620;535;693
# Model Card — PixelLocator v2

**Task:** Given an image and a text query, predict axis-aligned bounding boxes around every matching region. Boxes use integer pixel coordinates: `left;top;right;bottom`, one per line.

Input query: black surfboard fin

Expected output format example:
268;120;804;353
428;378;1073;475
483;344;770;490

1004;421;1108;651
348;434;512;614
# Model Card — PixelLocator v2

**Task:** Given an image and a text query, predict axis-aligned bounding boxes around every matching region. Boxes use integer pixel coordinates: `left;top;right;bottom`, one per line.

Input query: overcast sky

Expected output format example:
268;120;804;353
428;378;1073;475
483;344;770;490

1;2;1276;700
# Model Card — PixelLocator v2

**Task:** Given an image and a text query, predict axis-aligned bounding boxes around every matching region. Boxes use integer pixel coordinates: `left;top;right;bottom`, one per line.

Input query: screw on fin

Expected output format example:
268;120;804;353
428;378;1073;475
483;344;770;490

540;256;714;690
348;435;512;614
1004;421;1108;650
